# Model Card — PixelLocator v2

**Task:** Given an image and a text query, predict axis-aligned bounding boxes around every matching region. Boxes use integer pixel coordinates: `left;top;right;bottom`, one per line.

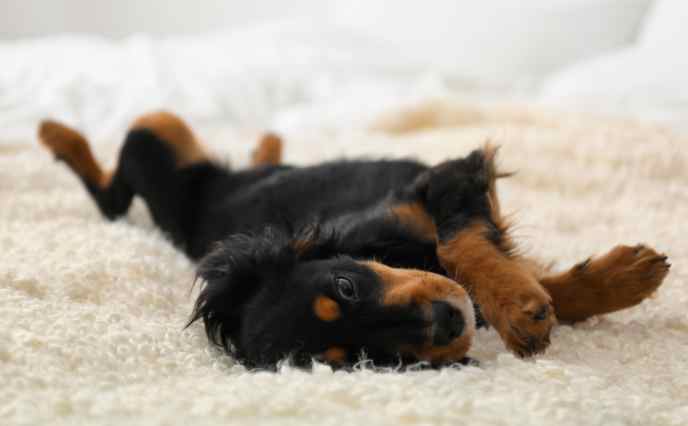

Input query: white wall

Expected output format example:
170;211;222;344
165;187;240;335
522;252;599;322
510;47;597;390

0;0;329;38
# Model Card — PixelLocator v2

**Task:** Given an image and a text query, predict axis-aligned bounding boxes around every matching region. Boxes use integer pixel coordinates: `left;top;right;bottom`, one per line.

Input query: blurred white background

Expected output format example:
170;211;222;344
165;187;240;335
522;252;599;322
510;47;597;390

1;0;687;141
0;0;329;38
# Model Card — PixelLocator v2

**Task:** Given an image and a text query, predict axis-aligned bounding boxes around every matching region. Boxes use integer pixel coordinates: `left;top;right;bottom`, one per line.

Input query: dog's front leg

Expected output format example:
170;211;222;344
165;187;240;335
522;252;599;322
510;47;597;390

412;147;556;356
436;222;555;356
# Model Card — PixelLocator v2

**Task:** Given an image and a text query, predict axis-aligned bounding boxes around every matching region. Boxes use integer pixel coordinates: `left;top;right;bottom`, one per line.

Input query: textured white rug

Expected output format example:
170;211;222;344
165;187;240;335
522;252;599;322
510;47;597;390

1;104;687;425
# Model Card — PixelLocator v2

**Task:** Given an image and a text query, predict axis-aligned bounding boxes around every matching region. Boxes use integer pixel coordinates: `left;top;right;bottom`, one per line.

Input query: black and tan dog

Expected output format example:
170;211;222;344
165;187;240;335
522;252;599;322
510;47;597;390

38;111;670;368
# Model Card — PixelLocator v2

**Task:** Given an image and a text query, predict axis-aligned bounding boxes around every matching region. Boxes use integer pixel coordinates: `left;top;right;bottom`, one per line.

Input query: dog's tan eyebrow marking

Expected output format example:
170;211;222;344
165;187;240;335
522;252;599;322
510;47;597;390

313;296;341;321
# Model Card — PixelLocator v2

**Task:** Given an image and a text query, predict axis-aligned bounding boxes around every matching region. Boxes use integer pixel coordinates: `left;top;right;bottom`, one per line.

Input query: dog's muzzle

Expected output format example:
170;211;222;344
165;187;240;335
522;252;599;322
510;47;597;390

362;261;477;364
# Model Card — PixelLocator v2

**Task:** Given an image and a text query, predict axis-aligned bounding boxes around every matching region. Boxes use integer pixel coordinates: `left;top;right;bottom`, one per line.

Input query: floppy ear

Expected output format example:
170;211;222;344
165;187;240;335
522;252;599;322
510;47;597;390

187;224;341;354
187;227;298;353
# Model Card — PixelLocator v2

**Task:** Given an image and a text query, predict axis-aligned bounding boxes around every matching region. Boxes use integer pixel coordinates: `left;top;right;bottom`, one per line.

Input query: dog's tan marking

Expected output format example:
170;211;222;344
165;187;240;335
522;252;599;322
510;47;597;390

252;132;283;167
391;202;437;241
364;261;467;309
437;222;555;357
541;245;670;323
322;347;347;364
291;224;321;257
313;296;341;322
38;120;111;188
292;239;314;257
131;111;207;167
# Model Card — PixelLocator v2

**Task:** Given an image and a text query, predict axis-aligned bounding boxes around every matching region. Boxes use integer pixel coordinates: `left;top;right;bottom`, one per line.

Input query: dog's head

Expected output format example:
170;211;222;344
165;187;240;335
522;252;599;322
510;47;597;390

188;227;475;368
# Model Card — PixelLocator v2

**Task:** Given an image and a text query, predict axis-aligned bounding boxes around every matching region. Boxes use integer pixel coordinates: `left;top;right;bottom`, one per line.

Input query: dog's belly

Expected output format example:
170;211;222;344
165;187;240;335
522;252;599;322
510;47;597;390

190;159;426;257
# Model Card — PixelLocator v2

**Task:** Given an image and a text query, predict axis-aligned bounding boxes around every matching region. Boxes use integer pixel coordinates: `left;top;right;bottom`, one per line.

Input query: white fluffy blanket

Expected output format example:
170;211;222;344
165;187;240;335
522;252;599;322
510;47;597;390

2;104;687;425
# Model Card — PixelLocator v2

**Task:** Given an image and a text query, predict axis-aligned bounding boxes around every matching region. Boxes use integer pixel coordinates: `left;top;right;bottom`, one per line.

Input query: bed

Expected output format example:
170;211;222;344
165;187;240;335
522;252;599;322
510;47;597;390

2;2;687;425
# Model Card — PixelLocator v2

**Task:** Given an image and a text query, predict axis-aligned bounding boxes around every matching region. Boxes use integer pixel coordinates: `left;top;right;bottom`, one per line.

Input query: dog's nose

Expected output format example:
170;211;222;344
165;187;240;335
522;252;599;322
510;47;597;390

432;301;465;346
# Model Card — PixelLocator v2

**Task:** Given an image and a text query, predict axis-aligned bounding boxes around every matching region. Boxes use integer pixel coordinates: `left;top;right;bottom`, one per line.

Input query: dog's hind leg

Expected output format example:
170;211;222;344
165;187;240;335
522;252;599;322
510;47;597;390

39;120;133;218
251;133;283;167
39;111;211;248
540;245;670;323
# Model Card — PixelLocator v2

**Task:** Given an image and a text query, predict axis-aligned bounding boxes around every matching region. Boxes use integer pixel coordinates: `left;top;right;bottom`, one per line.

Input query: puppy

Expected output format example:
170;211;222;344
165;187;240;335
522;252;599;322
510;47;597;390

38;111;670;368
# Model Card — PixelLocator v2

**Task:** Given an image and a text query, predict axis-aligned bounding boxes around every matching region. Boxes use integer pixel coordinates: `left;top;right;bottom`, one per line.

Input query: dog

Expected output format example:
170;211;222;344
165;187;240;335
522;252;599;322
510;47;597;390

38;111;671;368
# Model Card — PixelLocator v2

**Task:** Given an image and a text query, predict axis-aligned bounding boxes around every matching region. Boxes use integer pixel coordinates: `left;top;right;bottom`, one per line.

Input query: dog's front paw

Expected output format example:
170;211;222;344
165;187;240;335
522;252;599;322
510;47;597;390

482;280;556;357
474;274;557;357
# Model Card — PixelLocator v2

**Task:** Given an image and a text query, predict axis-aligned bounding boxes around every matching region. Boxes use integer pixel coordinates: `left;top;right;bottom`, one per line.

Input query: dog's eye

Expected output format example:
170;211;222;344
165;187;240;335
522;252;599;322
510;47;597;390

335;277;358;301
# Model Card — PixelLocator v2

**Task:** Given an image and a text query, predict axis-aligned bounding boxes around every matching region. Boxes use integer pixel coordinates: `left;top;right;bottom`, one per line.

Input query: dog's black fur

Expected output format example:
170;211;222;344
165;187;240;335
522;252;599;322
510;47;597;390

58;127;493;368
93;129;451;262
40;113;670;369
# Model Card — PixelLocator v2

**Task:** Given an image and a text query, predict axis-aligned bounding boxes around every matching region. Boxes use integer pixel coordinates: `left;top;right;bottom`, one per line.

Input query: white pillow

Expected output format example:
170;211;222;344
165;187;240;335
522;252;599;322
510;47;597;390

640;0;688;47
331;0;652;86
541;46;688;100
539;45;688;131
541;0;688;115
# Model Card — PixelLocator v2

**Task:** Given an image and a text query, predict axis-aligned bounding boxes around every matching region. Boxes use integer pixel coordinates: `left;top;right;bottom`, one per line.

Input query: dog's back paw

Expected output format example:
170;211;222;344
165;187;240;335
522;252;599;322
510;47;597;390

38;120;108;187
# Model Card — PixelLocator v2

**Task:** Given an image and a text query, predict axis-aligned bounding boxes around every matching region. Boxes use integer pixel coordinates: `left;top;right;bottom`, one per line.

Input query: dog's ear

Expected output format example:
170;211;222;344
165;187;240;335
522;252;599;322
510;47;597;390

187;225;340;354
187;228;297;353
